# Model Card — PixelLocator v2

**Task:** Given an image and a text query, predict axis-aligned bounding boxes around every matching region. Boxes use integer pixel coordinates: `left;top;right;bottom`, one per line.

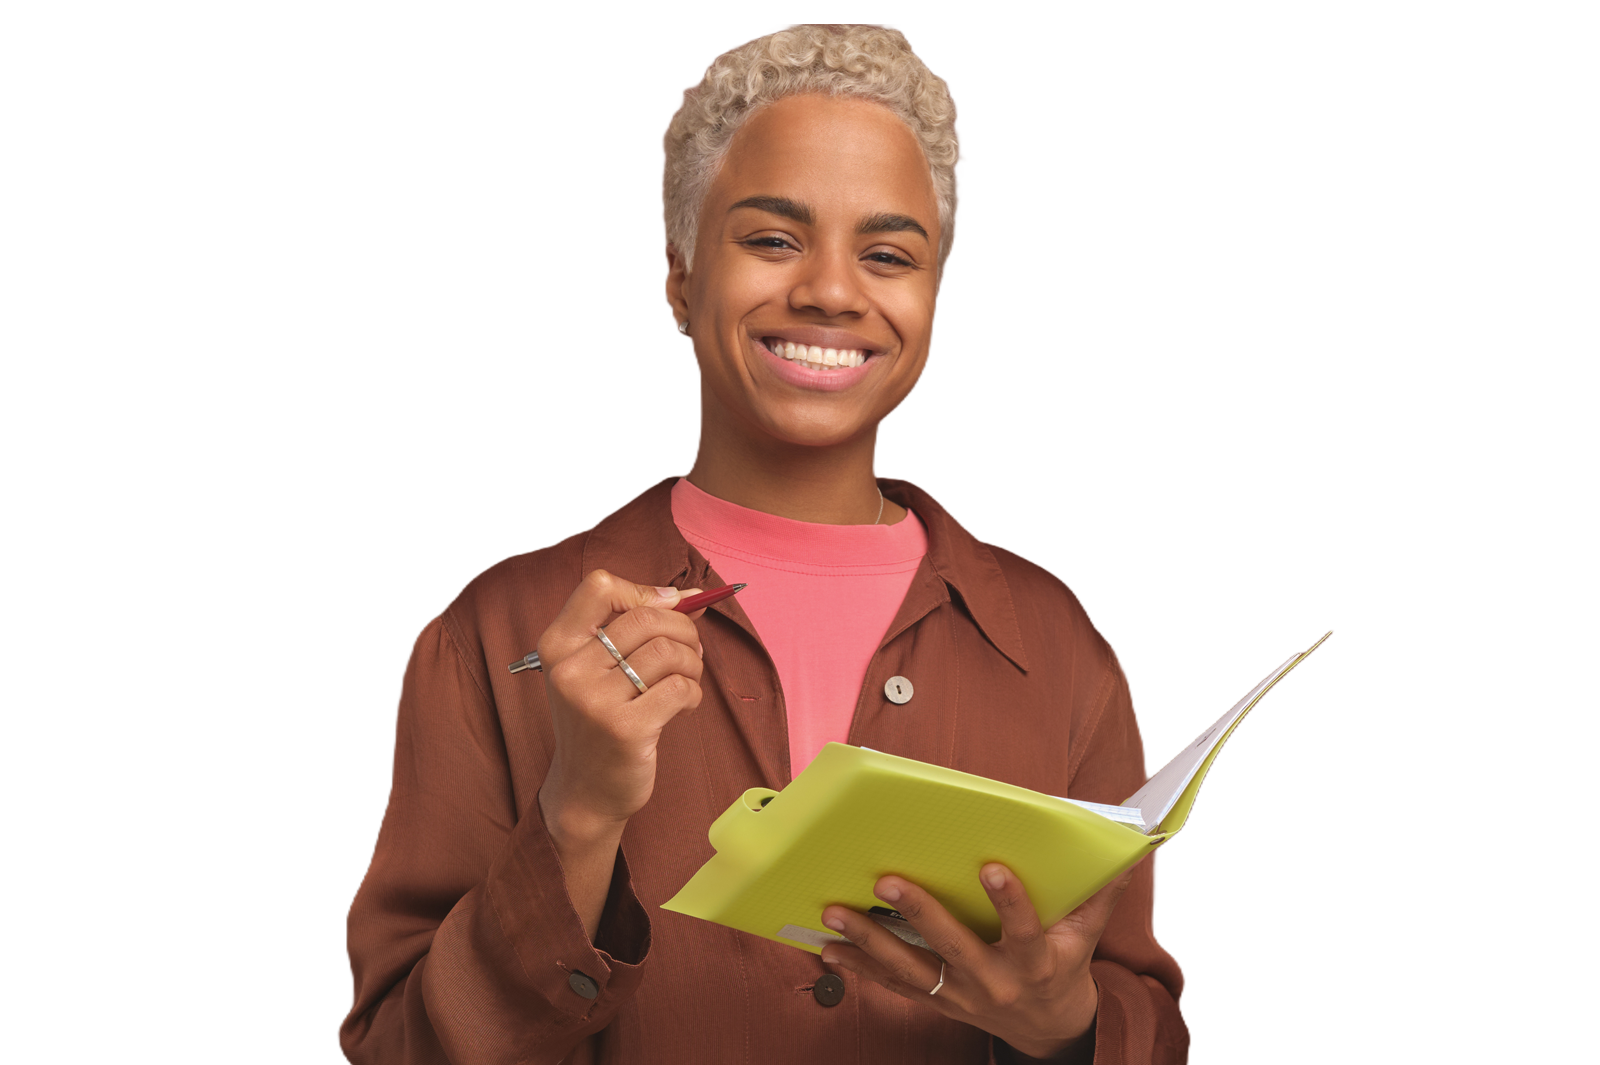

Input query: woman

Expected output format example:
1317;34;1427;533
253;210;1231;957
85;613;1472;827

344;25;1185;1064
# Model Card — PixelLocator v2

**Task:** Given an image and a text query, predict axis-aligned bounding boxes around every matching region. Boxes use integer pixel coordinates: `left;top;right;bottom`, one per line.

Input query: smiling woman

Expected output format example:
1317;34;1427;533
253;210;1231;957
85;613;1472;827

343;24;1185;1065
670;93;940;514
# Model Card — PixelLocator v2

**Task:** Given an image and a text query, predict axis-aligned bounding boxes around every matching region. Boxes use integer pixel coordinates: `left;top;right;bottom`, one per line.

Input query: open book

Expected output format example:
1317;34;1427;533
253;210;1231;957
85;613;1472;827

663;633;1330;953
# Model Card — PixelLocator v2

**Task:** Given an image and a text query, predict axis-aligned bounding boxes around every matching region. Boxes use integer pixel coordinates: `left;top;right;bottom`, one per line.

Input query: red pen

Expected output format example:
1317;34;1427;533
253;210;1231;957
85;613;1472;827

508;583;747;674
673;582;747;614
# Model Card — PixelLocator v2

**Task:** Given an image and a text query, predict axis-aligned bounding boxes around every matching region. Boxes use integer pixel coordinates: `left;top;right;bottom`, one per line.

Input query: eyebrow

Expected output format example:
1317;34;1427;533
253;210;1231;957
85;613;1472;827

728;196;930;242
856;212;929;241
728;196;814;225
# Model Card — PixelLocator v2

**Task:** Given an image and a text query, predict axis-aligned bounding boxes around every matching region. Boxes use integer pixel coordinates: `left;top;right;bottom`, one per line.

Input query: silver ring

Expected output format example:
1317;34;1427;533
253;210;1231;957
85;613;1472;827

929;961;945;996
596;626;648;695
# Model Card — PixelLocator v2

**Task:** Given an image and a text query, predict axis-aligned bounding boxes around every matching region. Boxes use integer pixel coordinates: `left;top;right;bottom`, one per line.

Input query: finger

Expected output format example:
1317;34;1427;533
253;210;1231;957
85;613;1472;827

979;864;1050;974
597;601;704;661
871;877;993;982
674;589;708;621
618;670;703;725
556;637;702;712
609;634;704;690
659;594;710;635
821;904;948;1003
538;570;685;665
546;613;705;718
819;941;952;1008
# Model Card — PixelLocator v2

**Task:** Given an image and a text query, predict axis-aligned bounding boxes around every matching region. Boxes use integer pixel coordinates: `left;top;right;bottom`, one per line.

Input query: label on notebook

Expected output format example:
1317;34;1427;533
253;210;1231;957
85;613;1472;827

868;907;933;952
777;924;846;949
776;912;933;953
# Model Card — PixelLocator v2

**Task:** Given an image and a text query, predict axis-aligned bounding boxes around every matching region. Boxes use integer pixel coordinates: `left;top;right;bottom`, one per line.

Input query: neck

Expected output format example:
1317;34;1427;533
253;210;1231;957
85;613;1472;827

686;389;906;526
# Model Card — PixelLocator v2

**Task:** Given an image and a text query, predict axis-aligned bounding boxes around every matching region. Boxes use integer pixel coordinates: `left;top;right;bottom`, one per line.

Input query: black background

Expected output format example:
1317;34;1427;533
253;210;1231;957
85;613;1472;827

4;37;694;1055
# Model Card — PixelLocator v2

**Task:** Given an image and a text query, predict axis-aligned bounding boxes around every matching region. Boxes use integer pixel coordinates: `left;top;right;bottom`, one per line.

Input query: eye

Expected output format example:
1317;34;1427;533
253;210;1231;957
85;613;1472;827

742;235;796;252
863;245;919;271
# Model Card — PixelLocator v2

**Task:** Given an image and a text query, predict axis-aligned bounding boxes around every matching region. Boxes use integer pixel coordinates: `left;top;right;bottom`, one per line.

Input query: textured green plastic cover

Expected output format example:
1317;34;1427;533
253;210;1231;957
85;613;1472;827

662;745;1161;954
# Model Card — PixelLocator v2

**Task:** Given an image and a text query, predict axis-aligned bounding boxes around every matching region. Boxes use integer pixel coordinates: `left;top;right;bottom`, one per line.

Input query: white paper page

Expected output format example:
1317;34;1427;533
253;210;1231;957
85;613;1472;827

1122;653;1301;832
1057;797;1149;827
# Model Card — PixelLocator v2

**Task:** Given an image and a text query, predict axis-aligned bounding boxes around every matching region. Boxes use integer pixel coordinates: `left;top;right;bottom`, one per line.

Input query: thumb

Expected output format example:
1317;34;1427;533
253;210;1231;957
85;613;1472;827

541;569;685;658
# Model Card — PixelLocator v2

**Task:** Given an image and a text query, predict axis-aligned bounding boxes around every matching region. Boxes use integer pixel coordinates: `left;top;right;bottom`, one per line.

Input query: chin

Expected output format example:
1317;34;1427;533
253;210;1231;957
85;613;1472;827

758;409;876;450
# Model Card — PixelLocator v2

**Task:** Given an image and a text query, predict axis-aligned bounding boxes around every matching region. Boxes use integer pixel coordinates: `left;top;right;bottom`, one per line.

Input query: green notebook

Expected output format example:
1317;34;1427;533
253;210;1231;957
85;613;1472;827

663;633;1330;953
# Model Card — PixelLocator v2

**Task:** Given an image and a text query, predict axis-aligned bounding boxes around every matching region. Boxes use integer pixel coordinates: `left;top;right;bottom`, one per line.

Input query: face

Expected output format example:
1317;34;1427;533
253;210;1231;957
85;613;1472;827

667;94;942;449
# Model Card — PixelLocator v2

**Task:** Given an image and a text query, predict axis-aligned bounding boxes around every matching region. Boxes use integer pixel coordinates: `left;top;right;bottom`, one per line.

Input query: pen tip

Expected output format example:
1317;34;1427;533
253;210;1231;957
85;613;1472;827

730;583;748;592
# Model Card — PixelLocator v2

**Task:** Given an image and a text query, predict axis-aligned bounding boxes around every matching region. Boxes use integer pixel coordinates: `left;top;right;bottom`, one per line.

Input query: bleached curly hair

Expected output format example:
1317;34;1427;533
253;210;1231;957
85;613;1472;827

664;24;959;272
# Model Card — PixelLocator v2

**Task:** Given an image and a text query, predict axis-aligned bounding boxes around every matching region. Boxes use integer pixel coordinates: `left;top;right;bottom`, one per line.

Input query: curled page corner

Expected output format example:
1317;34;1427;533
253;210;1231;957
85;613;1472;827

1123;632;1331;834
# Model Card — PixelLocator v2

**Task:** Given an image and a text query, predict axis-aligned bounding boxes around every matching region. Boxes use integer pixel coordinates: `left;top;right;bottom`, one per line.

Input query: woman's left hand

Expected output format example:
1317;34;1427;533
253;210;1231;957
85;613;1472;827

819;863;1138;1063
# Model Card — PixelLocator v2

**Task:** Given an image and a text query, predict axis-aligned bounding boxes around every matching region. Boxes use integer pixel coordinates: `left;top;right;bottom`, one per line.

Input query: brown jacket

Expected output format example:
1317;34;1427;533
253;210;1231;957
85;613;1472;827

343;479;1187;1064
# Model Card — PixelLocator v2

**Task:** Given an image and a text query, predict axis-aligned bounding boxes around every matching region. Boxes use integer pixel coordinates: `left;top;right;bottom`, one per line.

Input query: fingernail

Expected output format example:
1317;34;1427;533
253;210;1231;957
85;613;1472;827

983;867;1006;891
821;949;839;965
655;586;679;603
875;882;901;903
823;916;845;932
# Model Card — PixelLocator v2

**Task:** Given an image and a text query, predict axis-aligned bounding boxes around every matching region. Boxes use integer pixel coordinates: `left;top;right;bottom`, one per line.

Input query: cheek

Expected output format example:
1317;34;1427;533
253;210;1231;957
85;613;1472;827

689;258;784;324
881;292;937;353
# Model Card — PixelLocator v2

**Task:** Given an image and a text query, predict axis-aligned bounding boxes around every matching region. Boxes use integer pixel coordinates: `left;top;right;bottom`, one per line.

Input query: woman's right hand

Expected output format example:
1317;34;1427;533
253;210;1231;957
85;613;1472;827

535;569;706;860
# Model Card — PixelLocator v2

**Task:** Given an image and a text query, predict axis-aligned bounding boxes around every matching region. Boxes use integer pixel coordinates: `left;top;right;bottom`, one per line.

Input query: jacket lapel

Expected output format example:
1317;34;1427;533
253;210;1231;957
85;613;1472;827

580;479;791;790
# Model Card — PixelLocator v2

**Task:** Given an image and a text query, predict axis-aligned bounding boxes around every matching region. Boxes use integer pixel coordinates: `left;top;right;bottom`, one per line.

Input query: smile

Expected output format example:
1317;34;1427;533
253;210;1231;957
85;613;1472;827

763;338;869;371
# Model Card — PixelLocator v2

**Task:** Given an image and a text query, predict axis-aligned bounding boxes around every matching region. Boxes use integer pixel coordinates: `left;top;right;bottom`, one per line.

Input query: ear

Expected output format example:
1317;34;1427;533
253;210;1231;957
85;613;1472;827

665;243;691;329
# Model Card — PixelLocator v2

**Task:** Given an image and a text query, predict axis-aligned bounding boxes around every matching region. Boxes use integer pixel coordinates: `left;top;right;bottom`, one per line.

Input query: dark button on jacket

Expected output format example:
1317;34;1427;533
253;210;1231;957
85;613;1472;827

812;974;846;1007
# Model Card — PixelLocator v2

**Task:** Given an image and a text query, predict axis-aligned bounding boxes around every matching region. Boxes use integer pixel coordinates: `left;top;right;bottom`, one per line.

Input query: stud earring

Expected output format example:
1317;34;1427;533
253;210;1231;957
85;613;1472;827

677;321;690;335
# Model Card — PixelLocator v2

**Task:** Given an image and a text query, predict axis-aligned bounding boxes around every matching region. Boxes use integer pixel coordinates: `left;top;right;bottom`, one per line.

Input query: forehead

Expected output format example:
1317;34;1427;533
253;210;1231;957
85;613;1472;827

710;94;938;227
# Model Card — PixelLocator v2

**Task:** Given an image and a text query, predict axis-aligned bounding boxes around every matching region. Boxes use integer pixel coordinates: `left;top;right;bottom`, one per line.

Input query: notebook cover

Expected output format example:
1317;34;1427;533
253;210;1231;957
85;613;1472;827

661;744;1162;954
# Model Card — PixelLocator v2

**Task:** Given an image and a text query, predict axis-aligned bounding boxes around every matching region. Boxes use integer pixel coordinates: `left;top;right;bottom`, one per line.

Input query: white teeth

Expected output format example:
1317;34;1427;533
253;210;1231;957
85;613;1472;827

768;340;869;370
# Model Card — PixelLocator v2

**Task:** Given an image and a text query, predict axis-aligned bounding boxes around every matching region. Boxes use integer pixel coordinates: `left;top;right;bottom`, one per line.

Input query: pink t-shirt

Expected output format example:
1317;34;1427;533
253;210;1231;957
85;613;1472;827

670;478;929;779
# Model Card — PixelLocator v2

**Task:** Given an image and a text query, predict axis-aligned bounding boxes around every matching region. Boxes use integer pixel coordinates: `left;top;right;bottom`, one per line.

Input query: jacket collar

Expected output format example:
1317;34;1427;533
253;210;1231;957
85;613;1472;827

580;477;1030;673
879;479;1030;673
580;478;693;589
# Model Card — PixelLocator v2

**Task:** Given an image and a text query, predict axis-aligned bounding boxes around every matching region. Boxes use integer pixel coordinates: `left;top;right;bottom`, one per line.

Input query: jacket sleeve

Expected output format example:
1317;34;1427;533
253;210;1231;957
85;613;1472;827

1063;651;1189;1065
341;616;651;1064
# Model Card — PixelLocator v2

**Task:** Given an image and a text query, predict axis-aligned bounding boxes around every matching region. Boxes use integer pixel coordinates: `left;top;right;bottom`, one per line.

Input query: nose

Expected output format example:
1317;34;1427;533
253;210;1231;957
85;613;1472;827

788;244;869;319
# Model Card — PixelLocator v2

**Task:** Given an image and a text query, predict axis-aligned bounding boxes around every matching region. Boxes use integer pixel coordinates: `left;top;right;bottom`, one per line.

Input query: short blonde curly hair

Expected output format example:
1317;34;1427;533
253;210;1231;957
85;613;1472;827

664;24;959;271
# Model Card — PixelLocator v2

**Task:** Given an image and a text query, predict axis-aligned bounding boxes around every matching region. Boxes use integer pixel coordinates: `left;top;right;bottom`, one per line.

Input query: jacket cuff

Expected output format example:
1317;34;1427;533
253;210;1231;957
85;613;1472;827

483;794;652;1022
1088;960;1188;1065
